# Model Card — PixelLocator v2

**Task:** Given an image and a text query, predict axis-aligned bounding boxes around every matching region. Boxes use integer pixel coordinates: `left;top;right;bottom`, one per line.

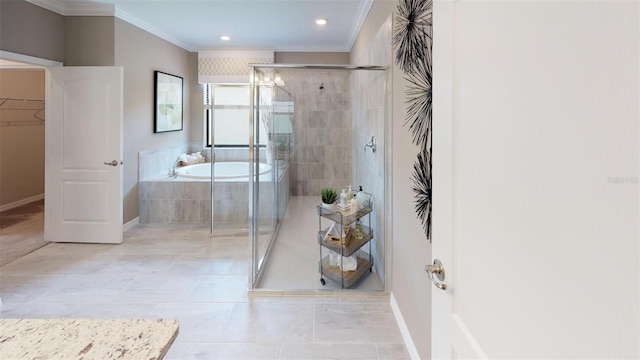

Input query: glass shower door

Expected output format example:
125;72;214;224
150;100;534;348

250;69;278;286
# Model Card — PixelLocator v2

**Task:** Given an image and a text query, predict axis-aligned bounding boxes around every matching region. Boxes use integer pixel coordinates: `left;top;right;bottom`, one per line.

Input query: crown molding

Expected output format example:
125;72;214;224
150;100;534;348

346;0;374;52
114;8;193;51
25;0;192;51
196;46;350;53
24;0;370;53
64;2;115;16
24;0;66;15
273;46;351;53
24;0;114;16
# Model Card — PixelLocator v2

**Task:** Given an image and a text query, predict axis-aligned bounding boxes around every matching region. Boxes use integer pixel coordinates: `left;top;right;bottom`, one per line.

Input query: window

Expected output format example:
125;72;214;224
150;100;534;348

204;85;267;147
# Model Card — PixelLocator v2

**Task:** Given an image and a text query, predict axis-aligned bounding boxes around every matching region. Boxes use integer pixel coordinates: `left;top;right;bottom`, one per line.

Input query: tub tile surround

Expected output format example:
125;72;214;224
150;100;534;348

139;144;268;226
139;169;275;226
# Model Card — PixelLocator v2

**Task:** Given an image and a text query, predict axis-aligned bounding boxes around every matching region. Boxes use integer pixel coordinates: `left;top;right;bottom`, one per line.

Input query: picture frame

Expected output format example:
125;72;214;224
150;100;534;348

154;71;183;133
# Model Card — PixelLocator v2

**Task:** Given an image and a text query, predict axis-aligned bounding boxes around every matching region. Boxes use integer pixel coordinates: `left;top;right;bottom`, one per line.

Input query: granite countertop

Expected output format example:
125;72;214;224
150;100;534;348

0;319;179;360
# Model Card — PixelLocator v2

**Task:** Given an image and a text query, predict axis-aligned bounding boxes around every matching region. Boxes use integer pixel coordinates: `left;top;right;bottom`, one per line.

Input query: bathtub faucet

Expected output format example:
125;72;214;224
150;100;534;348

169;158;181;178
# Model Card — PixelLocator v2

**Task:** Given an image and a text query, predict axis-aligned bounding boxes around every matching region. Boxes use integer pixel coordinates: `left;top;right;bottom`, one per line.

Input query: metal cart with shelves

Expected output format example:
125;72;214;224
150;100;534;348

317;195;373;288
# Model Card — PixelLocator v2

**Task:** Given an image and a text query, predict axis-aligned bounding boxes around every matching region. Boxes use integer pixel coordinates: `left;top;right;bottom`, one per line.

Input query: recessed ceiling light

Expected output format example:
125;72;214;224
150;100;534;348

315;18;327;25
220;35;230;41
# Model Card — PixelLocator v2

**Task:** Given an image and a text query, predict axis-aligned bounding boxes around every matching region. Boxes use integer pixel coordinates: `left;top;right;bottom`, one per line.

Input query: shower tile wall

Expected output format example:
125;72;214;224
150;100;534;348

351;17;392;284
281;70;352;196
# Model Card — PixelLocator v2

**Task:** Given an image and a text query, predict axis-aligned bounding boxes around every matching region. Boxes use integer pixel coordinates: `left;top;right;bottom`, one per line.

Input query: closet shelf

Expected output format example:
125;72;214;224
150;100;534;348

0;97;45;126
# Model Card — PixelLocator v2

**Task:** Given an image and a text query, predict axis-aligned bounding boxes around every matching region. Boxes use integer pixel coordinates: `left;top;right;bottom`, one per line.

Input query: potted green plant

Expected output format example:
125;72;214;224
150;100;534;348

320;188;338;210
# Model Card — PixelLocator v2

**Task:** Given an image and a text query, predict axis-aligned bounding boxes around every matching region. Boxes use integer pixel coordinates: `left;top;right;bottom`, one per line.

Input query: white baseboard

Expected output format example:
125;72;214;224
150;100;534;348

0;194;44;213
123;217;139;232
390;292;421;360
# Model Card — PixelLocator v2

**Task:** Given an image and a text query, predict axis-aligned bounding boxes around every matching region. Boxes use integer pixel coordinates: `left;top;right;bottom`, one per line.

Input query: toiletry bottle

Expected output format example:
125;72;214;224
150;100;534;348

356;185;367;209
339;189;348;208
354;220;363;240
346;186;353;201
350;187;357;210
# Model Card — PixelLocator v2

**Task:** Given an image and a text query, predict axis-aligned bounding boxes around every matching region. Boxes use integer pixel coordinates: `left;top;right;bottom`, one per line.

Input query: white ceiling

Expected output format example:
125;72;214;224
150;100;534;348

26;0;374;52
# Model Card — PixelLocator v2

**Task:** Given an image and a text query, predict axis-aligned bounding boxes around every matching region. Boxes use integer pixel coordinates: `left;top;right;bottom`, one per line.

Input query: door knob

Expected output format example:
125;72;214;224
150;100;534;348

103;160;118;166
425;259;447;290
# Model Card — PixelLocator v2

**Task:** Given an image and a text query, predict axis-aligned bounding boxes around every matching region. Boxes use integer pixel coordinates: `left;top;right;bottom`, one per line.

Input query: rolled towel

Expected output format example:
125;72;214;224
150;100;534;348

338;255;358;271
178;154;188;162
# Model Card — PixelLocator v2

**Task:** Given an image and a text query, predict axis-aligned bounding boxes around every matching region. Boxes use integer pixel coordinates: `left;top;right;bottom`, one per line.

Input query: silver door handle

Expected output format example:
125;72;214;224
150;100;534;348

425;259;447;290
104;160;118;166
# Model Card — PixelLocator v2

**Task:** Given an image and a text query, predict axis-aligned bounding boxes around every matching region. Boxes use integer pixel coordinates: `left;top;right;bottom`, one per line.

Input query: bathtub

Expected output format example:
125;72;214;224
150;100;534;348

176;162;272;180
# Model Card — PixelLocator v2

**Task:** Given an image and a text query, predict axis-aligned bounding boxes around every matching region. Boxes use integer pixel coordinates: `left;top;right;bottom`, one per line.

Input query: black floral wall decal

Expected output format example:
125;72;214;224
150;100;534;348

393;0;433;74
412;148;432;239
404;49;432;150
394;0;433;241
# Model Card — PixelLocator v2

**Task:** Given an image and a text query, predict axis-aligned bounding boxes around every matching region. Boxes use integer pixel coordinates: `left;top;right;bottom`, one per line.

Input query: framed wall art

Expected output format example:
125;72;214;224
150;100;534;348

154;71;183;133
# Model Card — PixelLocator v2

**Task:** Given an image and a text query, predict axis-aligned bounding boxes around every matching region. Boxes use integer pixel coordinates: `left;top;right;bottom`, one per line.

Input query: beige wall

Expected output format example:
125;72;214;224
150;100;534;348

0;70;46;206
65;16;115;66
275;52;349;64
115;19;193;223
351;0;431;358
1;7;198;223
188;53;204;143
389;57;431;358
0;0;65;62
350;0;395;65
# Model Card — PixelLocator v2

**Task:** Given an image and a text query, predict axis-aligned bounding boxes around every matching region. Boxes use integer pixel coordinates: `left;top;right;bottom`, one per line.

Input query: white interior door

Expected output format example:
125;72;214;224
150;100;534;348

45;66;123;244
431;1;639;358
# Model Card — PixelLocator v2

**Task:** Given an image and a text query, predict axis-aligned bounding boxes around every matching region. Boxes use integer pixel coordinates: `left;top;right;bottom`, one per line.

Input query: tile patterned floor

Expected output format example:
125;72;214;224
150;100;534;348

0;224;409;359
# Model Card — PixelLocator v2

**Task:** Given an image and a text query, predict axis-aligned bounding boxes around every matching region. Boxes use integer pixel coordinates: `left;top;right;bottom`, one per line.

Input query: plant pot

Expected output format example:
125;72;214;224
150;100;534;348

321;202;335;211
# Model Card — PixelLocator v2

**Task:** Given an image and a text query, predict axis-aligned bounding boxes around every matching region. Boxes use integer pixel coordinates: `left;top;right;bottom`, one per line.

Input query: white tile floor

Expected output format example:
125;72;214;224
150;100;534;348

0;224;409;359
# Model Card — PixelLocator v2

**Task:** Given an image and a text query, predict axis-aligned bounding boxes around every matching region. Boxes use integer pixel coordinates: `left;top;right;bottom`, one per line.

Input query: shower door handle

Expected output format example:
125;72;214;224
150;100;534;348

103;160;119;166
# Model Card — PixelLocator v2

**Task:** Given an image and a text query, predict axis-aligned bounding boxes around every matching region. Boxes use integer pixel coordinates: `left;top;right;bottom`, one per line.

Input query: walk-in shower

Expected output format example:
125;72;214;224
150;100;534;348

249;64;388;291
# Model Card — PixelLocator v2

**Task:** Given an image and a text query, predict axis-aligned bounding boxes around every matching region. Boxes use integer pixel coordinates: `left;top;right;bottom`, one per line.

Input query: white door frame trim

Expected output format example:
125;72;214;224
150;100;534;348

0;51;62;68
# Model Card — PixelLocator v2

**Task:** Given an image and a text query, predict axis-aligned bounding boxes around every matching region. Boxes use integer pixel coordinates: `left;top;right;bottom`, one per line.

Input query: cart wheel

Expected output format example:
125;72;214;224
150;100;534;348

320;278;326;285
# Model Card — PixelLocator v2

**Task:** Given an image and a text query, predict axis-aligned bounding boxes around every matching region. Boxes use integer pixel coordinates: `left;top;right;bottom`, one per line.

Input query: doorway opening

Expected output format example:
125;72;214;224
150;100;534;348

0;51;61;265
